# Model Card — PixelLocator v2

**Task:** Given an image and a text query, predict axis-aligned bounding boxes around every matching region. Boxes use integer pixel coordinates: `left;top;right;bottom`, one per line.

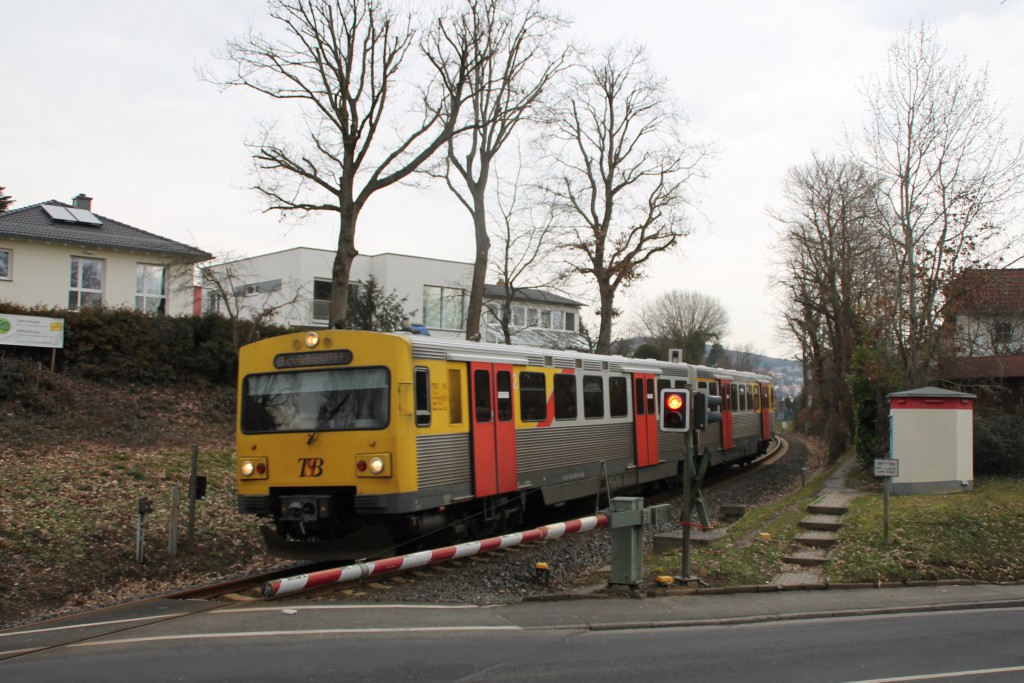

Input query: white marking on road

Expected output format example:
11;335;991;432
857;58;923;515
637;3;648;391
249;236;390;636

0;613;192;639
70;625;522;647
843;665;1024;682
215;604;480;614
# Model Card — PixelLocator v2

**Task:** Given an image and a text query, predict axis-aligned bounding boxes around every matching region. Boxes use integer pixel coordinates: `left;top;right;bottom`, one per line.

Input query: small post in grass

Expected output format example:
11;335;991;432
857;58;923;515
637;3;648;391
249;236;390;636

873;457;899;545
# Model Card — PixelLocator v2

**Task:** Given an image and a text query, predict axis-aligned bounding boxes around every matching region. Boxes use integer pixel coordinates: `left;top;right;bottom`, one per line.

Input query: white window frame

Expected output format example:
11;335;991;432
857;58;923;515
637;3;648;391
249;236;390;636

423;285;466;331
135;263;168;314
0;248;11;280
69;256;105;310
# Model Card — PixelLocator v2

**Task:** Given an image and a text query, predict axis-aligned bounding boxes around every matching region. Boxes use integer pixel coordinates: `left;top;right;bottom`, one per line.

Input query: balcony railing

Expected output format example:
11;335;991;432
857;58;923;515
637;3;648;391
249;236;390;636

312;299;331;325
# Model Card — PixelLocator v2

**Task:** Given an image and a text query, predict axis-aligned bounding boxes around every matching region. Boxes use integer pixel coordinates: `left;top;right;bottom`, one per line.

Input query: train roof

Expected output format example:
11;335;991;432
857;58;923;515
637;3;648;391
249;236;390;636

391;332;771;383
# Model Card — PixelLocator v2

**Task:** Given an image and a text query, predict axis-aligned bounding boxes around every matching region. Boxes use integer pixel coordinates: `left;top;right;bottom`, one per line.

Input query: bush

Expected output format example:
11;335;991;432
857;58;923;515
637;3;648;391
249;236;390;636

0;302;287;385
973;412;1024;476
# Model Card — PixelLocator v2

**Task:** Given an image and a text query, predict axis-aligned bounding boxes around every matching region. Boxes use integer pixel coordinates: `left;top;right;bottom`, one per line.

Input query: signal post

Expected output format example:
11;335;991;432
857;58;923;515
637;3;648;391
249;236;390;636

660;388;722;585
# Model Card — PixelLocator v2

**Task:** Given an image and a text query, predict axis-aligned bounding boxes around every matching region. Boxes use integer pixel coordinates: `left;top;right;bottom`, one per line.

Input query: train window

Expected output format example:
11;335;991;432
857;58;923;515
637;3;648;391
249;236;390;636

609;377;628;417
697;381;708;391
473;370;492;422
583;375;604;418
520;371;547;422
730;384;738;412
554;374;577;420
496;371;513;421
753;384;760;411
414;367;431;427
646;378;656;414
448;369;463;425
241;367;389;434
658;379;671;396
634;378;645;416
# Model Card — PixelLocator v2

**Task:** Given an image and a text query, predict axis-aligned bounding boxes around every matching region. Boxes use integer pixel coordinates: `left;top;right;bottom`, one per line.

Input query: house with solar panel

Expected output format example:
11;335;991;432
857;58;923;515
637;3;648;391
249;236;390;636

0;194;212;316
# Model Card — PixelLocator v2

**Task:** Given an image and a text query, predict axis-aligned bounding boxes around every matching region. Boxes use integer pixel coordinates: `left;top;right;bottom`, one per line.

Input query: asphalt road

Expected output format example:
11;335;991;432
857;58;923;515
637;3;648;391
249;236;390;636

4;606;1024;682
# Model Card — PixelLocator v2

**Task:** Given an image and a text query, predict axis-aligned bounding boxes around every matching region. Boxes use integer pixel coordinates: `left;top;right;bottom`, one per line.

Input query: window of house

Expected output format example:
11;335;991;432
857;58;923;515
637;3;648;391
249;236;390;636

69;256;104;310
0;248;10;280
554;374;577;420
541;310;552;329
609;376;628;417
512;306;525;327
583;375;604;418
527;307;539;327
564;311;577;332
135;263;167;314
551;310;564;330
519;371;547;422
995;322;1015;346
423;285;465;331
313;278;332;323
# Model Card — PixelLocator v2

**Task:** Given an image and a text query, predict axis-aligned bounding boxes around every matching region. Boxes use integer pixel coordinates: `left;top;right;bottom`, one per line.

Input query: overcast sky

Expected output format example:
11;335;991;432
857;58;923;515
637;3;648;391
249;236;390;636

3;1;1022;357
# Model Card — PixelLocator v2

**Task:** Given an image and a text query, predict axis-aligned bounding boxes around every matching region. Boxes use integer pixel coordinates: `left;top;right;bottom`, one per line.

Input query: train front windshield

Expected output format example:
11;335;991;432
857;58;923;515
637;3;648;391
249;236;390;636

241;367;390;434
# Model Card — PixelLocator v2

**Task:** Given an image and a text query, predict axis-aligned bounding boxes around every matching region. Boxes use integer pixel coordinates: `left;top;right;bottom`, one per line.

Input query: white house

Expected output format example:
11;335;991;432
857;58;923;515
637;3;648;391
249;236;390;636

203;248;585;347
0;194;211;316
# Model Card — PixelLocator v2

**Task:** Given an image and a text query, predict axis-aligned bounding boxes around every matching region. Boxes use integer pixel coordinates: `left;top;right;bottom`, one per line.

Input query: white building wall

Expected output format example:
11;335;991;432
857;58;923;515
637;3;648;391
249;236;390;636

0;240;197;315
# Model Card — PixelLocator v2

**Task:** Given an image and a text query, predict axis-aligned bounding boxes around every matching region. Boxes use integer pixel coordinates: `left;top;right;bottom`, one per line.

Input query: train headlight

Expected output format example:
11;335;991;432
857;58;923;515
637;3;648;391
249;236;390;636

240;458;268;479
355;453;391;477
304;331;320;348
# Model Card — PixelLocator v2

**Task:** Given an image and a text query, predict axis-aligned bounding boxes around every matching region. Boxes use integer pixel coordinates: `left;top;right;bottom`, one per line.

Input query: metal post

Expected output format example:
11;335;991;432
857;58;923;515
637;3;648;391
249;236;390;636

187;445;198;552
884;473;891;546
168;485;180;556
679;430;711;586
136;497;152;563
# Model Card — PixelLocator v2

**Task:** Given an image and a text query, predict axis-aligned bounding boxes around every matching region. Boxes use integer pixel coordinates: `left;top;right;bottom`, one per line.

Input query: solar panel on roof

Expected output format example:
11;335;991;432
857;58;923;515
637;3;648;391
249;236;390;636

66;207;103;225
42;204;76;222
41;204;103;226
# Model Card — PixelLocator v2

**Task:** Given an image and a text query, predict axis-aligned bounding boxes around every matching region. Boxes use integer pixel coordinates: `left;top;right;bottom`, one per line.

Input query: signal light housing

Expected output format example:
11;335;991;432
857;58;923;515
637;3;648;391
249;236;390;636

659;388;690;432
692;392;724;430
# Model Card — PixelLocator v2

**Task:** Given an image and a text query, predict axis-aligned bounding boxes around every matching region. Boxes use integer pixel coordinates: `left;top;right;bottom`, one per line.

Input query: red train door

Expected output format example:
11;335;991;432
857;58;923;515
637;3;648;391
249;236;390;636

760;383;772;440
720;379;735;450
632;374;659;467
469;363;517;497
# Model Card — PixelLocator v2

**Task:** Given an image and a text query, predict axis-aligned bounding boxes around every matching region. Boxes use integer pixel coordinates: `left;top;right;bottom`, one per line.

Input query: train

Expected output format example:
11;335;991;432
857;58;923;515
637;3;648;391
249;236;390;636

235;329;774;559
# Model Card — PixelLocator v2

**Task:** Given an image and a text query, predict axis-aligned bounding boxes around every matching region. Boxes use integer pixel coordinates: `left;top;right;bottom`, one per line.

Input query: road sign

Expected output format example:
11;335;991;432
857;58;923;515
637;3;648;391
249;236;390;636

874;458;899;477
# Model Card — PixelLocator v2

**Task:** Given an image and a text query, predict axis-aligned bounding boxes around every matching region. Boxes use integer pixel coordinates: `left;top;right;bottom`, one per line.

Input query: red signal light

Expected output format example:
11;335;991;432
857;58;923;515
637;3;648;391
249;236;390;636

666;393;684;411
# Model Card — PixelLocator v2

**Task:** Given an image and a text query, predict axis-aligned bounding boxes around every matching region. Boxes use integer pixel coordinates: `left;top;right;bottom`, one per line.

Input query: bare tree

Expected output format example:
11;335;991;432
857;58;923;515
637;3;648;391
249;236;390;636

543;44;710;353
857;21;1024;383
634;289;728;364
483;164;562;343
435;0;569;341
200;257;307;348
770;154;888;455
209;0;475;328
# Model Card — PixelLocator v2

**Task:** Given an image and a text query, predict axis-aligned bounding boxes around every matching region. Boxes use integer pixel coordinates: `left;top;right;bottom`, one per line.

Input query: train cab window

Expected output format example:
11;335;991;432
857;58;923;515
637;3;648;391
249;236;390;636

554;374;577;420
520;371;547;422
473;370;492;422
496;371;513;421
414;367;431;427
609;376;628;417
583;375;604;418
241;367;389;434
448;369;463;425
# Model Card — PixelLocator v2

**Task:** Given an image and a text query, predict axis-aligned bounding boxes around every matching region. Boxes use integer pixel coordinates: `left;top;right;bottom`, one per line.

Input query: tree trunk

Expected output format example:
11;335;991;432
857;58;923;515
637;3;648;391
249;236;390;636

330;201;359;329
465;195;490;341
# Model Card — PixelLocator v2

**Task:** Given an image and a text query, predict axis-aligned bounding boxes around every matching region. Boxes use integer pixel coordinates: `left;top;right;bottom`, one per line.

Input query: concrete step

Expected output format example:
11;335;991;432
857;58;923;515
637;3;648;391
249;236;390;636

652;528;728;555
794;530;839;548
771;570;826;586
808;492;856;515
799;514;844;531
782;549;830;567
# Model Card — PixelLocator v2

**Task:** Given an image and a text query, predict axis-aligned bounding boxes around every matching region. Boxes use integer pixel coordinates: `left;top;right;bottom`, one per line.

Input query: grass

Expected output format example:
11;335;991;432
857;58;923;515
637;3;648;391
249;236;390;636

648;456;1024;587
